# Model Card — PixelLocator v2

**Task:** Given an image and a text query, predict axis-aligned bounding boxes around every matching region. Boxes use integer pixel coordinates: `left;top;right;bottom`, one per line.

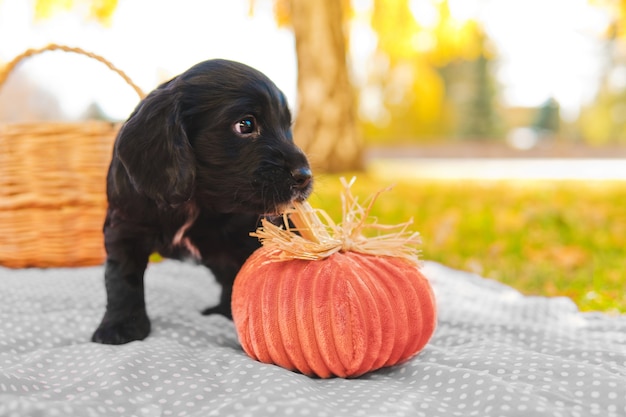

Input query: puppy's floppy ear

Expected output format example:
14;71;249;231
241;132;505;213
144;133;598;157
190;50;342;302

115;81;195;206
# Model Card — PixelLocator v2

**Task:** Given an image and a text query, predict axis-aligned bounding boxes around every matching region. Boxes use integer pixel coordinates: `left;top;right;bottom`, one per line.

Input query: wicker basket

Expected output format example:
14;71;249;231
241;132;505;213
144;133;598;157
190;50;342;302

0;44;145;268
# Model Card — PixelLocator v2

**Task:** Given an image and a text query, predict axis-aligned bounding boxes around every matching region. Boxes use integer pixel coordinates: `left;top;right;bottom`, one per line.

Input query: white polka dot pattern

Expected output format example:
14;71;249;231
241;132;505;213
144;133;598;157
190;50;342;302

0;261;624;417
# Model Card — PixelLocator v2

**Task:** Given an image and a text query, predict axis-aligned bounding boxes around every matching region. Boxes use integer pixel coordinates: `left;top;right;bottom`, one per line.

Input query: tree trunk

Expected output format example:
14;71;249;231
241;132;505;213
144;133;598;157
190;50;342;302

289;0;363;173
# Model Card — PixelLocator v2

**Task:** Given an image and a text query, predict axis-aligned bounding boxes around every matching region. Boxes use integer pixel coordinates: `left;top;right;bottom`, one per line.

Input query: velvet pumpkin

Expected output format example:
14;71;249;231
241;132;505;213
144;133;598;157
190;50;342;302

231;178;437;378
232;247;436;378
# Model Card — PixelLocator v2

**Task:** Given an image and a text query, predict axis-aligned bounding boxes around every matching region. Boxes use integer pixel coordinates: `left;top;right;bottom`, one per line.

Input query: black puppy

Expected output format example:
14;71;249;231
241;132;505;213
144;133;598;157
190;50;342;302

92;59;312;345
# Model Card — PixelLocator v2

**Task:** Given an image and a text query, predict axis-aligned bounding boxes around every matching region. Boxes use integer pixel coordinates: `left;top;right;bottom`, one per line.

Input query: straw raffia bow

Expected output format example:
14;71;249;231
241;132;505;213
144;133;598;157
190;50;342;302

251;177;422;264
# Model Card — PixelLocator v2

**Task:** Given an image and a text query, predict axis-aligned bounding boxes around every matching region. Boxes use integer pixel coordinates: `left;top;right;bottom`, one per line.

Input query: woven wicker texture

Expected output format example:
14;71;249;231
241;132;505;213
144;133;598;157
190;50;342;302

0;45;145;268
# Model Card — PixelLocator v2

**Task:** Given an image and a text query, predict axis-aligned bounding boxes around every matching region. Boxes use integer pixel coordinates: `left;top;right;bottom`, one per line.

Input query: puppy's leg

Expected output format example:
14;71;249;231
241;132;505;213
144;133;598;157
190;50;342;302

92;226;152;344
201;263;237;319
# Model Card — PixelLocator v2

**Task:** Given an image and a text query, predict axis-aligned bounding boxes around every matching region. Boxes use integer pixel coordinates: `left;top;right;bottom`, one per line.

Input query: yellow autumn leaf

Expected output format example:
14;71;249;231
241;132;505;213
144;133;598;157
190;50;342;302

34;0;117;25
89;0;118;25
35;0;74;20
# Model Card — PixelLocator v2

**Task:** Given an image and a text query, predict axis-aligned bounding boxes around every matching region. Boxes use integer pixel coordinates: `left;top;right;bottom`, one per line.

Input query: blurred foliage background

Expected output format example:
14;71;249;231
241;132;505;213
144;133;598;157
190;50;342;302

310;176;626;314
1;0;625;312
2;0;626;150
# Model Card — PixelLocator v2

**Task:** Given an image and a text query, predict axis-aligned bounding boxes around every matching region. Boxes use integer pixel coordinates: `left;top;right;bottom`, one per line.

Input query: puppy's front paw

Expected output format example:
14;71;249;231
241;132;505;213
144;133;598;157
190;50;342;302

91;313;151;345
202;303;233;319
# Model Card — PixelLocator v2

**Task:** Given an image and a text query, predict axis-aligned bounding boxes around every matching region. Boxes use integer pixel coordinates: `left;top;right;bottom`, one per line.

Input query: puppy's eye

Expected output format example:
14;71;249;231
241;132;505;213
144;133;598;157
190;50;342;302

233;116;258;137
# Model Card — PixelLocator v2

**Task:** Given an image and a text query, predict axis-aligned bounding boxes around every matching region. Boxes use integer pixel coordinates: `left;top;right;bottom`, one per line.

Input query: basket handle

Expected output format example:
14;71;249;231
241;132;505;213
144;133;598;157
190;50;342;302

0;44;146;99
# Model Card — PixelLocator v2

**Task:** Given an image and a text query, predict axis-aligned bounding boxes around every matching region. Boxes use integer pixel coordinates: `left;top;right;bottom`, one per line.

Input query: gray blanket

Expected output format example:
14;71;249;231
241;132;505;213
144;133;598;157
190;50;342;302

1;260;624;417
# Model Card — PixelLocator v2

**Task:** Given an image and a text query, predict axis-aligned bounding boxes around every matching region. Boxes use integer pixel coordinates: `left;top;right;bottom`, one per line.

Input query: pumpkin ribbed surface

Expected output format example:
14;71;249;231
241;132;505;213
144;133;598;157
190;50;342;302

232;246;437;378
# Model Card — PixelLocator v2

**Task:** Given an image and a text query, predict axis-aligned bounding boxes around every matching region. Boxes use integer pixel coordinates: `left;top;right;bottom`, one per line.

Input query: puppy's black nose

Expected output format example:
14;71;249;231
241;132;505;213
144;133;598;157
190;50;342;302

291;167;312;189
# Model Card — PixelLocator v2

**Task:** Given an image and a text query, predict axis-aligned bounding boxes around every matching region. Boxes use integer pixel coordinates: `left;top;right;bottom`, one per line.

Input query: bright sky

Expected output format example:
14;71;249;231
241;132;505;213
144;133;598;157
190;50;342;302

476;0;611;120
0;0;614;122
0;0;297;120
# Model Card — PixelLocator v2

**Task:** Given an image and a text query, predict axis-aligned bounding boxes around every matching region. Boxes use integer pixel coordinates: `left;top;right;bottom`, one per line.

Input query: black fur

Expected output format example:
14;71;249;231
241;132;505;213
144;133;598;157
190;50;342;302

92;59;312;345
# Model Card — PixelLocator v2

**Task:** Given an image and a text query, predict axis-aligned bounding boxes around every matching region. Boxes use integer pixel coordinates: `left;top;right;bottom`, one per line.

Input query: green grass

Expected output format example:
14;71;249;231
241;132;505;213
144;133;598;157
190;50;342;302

308;173;626;314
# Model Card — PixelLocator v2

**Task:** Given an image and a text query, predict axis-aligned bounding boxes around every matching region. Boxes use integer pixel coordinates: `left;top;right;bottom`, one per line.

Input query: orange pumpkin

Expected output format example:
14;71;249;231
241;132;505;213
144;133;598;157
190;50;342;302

231;178;437;378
